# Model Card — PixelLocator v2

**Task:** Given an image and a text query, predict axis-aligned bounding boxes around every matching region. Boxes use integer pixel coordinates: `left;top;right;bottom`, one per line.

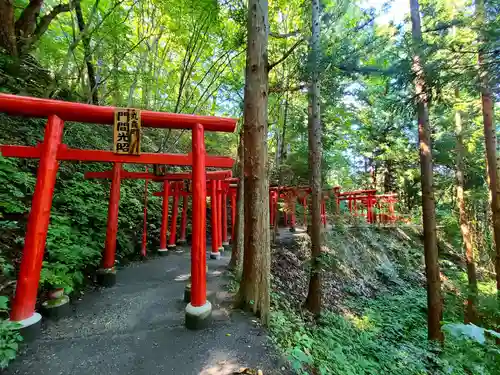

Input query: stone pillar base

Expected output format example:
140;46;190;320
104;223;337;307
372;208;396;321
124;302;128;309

96;268;116;287
222;242;230;251
167;244;176;249
177;239;187;245
41;295;70;320
15;312;42;342
185;301;212;330
210;252;220;260
289;227;296;233
157;248;169;256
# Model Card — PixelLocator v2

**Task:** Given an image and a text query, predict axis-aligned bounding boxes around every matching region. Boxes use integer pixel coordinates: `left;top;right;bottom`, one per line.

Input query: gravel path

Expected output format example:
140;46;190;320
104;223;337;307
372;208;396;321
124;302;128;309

6;249;284;375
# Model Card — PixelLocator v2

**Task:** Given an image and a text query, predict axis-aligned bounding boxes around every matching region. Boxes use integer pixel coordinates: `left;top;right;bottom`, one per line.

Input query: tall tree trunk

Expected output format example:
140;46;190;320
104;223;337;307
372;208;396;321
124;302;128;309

74;0;99;104
304;0;322;316
476;0;500;293
409;0;443;341
0;0;17;56
229;129;244;275
455;89;478;324
237;0;271;325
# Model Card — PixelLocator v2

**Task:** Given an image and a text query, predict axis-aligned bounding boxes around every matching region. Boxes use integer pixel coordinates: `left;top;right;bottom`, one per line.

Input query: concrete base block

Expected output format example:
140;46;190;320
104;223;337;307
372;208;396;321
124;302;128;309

289;226;296;233
222;242;230;251
157;248;169;256
177;239;187;245
15;312;42;342
41;295;71;320
167;244;176;249
210;252;221;260
185;301;212;330
96;268;116;287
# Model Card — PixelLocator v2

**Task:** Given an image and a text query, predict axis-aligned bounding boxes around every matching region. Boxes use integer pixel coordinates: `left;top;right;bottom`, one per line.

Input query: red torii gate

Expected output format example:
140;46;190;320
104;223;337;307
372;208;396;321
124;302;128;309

152;177;236;260
0;94;236;335
84;168;232;256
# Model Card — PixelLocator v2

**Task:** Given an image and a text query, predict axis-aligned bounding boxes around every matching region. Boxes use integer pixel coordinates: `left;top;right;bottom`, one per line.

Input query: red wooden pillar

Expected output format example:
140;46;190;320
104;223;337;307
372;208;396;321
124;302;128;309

290;195;296;232
210;180;220;258
366;192;374;224
222;186;228;247
178;195;188;244
99;162;122;285
141;172;149;257
168;183;180;248
269;191;274;227
230;191;236;243
216;180;224;252
158;180;170;254
283;198;288;226
11;115;64;328
186;123;211;328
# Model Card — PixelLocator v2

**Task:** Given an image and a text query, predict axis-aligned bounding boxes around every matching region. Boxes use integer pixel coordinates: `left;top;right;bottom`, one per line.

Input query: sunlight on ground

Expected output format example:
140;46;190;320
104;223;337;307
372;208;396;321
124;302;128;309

175;273;190;281
344;312;373;330
478;279;496;295
199;353;239;375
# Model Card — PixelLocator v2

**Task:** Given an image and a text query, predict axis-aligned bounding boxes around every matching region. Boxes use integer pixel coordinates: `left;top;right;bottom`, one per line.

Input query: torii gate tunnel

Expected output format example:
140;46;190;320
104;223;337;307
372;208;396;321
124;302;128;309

0;94;237;334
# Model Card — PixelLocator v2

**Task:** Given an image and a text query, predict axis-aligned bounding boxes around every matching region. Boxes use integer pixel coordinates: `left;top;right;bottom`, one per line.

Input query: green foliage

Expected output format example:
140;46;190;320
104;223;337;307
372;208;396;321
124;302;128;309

0;297;22;369
271;288;500;375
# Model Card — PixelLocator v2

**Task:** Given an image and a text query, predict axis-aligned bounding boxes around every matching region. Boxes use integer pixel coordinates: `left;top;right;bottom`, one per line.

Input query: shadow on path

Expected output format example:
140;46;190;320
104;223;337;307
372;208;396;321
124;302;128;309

7;249;284;375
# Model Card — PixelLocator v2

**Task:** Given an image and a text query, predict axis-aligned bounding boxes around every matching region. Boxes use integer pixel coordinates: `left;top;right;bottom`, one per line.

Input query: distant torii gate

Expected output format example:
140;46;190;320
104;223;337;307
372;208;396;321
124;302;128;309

85;168;232;256
153;177;236;260
0;94;236;335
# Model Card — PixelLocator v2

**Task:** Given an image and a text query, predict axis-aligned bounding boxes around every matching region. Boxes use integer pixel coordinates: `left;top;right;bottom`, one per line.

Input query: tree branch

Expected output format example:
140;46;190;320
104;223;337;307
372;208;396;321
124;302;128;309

269;83;307;93
29;4;71;46
423;19;463;33
268;38;305;71
269;30;302;38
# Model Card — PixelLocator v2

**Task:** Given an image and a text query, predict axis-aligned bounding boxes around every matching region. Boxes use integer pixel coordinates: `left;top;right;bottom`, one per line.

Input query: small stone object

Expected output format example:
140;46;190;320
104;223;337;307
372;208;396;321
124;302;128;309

41;288;71;320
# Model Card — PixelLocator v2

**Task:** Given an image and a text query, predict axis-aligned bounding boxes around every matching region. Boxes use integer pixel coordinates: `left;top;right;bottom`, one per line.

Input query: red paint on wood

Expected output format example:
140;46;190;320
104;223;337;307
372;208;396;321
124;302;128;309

159;181;170;249
102;163;121;269
179;195;188;242
11;116;64;322
1;145;235;168
141;168;149;257
190;124;207;307
210;180;218;253
222;188;228;243
0;94;237;132
168;184;180;246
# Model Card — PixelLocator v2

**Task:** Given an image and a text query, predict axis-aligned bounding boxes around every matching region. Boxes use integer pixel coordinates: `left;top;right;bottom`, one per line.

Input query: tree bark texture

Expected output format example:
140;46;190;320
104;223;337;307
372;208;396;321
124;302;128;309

0;0;70;57
0;0;17;56
304;0;322;316
237;0;271;325
75;0;99;104
476;0;500;293
455;89;478;324
229;129;244;275
409;0;443;341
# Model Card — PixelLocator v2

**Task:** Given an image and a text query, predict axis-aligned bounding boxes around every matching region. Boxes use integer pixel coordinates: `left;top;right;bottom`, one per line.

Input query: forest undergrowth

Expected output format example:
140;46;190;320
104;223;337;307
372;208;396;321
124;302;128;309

268;225;500;375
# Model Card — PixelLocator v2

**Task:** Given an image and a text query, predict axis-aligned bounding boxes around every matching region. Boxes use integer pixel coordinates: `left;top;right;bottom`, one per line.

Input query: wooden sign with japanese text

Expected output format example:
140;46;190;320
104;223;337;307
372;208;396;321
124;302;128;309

114;109;141;155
